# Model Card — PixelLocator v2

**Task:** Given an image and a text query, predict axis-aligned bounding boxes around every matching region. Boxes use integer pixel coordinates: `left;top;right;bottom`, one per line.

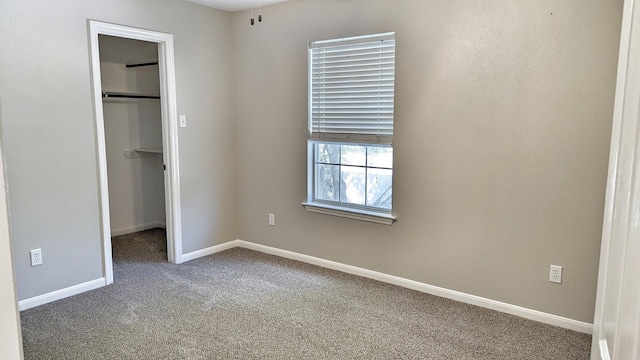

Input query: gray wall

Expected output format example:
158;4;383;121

0;0;623;325
232;0;623;323
0;0;236;300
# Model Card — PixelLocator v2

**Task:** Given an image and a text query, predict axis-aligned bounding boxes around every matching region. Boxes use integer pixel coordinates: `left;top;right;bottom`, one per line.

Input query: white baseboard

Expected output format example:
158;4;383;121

111;222;166;237
236;240;593;334
18;238;231;310
19;239;592;335
181;240;238;263
18;278;106;311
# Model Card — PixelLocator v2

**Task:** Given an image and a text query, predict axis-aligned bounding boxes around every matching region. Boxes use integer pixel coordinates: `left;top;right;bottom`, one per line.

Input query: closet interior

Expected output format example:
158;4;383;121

98;35;166;238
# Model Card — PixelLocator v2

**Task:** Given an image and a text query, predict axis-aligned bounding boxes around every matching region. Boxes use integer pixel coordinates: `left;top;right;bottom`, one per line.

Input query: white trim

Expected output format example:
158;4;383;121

17;239;593;334
599;340;611;360
18;278;106;311
181;240;239;262
236;240;593;334
309;32;396;48
88;22;114;285
302;202;395;225
592;1;640;358
88;20;183;285
157;33;183;264
110;222;166;237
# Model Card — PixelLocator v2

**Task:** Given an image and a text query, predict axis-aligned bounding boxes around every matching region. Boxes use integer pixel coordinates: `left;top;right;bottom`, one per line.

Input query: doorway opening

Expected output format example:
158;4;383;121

89;21;183;285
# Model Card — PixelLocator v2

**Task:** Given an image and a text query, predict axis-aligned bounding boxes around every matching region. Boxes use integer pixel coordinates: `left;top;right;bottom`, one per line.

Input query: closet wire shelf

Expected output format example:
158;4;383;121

102;91;160;100
123;148;163;159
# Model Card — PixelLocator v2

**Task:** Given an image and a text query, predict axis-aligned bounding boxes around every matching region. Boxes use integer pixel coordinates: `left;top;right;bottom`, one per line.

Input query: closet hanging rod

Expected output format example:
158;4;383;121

125;61;159;68
102;91;160;100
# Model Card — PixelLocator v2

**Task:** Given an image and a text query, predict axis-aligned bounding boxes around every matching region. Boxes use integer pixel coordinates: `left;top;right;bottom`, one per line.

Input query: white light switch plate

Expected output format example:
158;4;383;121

179;115;187;128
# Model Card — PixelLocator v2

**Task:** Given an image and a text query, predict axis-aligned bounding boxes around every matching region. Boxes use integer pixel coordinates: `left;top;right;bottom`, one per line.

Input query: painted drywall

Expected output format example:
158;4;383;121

0;0;236;301
232;0;623;323
0;0;622;329
100;36;166;234
0;143;23;359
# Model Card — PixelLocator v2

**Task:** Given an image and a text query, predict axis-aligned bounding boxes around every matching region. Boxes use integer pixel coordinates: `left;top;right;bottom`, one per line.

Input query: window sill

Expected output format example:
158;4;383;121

302;202;396;225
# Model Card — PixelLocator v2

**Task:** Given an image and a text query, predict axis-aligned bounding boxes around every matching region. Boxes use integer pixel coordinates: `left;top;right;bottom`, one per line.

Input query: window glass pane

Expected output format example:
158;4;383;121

367;168;393;209
340;166;366;205
316;164;340;201
367;146;393;169
341;145;366;166
316;143;341;164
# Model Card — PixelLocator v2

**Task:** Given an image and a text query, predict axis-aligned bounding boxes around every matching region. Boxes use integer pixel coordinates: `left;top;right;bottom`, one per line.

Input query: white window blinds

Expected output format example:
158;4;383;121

309;32;396;144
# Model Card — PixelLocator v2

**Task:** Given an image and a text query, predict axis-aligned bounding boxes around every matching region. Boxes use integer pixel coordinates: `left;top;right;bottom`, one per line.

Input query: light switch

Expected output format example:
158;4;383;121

179;115;187;128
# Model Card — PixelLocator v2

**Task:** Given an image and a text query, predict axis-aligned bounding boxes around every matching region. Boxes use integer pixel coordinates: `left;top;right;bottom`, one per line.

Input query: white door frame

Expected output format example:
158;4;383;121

591;0;640;358
88;20;183;285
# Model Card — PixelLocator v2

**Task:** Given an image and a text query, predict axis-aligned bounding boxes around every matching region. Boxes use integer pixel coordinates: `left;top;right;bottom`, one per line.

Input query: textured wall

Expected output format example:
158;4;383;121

0;0;623;325
232;0;623;323
0;0;236;300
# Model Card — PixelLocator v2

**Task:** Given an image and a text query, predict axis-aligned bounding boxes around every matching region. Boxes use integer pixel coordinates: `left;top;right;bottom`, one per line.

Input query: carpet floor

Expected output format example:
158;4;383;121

20;228;591;359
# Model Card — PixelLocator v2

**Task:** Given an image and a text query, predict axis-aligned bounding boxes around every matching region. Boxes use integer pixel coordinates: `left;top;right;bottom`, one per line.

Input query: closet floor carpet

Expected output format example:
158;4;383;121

20;228;592;359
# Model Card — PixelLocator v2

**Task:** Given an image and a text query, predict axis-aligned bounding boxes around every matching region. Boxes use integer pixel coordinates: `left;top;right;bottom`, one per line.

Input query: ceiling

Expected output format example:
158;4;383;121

185;0;293;12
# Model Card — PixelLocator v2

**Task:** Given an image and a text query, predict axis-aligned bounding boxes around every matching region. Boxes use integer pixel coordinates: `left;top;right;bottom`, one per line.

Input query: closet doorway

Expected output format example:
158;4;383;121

89;21;183;285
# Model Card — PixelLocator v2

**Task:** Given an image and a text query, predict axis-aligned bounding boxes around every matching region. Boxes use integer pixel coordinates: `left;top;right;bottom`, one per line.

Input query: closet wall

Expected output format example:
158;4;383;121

99;35;166;236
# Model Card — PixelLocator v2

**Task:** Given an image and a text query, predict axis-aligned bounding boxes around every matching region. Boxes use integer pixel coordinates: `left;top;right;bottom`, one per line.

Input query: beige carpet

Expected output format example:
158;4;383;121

20;228;591;359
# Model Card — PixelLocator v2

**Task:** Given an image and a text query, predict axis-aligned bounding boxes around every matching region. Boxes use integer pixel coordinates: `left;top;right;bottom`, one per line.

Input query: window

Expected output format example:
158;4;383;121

303;32;396;225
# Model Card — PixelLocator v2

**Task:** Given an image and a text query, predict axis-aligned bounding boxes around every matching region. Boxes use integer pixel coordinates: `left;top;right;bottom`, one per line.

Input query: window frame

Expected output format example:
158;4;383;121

303;32;397;225
303;140;396;225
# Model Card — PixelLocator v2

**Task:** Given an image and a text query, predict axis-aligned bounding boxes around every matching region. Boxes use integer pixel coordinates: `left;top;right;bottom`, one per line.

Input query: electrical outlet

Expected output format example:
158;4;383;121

30;249;43;266
549;265;562;284
268;213;275;226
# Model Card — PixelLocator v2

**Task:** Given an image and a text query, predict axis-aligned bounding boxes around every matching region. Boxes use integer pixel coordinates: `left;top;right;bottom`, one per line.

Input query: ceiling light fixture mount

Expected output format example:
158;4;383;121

250;4;263;26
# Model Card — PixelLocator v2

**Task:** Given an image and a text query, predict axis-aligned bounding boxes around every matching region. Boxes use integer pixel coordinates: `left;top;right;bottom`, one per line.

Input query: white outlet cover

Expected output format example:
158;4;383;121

549;265;562;284
30;249;43;266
